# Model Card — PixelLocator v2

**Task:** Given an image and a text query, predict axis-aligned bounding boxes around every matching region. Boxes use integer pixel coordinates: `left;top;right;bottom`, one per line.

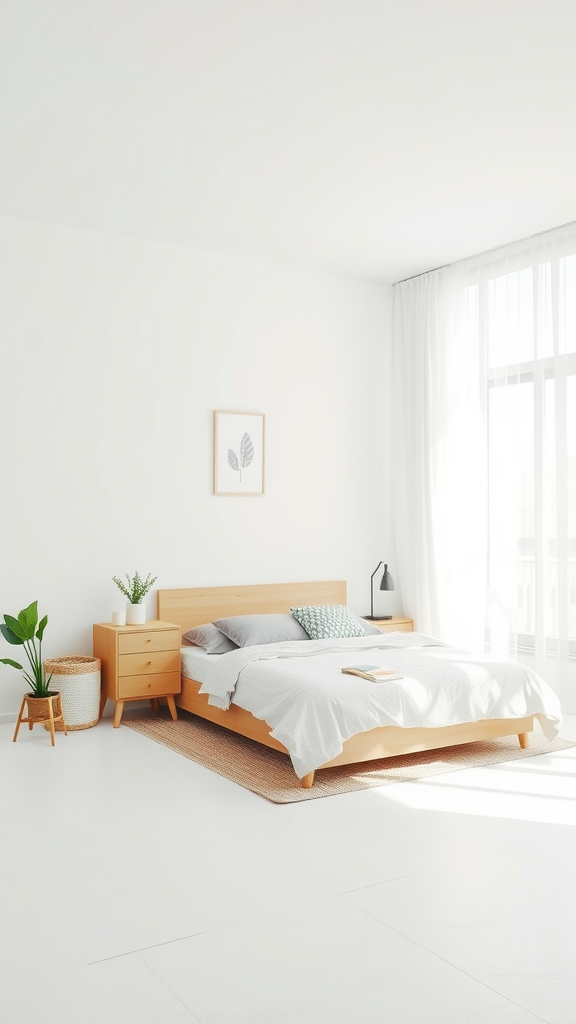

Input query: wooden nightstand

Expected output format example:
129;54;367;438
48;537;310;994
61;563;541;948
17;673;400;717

366;616;414;633
93;620;181;727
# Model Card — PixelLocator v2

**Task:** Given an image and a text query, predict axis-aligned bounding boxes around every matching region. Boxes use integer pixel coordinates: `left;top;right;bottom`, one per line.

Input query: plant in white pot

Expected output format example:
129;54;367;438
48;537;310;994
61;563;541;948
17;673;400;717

0;600;66;742
113;571;157;625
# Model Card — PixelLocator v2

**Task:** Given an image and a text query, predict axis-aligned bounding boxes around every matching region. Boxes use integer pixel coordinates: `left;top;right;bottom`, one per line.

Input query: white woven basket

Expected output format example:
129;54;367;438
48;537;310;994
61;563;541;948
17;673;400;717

43;656;101;730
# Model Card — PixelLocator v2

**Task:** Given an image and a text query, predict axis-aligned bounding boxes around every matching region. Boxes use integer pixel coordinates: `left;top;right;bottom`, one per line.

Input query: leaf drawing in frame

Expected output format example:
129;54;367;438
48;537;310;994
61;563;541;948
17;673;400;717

214;410;265;496
240;432;254;472
228;432;254;482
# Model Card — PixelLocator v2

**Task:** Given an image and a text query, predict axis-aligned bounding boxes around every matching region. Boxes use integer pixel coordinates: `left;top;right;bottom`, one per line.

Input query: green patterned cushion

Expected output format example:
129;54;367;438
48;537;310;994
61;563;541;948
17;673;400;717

290;604;366;640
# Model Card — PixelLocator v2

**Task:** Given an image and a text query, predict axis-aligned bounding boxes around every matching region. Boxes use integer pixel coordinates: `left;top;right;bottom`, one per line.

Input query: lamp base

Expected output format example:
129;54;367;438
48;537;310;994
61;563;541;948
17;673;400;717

364;615;393;620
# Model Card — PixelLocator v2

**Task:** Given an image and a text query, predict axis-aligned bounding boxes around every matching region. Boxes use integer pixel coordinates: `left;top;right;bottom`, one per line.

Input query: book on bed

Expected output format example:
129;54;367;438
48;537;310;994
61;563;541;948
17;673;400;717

342;665;404;682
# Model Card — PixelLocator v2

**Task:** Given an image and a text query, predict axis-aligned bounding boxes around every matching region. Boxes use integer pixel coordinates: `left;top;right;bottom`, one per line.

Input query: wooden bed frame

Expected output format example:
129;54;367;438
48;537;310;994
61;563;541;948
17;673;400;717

157;581;533;789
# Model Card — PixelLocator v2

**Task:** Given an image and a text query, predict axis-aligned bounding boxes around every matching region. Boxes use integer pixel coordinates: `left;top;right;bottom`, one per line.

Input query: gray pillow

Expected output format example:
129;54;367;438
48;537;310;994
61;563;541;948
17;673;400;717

290;604;366;640
182;622;239;655
213;613;309;647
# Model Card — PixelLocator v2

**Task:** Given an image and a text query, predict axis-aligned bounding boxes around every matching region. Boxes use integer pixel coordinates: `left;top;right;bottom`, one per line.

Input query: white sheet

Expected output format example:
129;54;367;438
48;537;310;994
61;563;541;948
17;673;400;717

180;645;222;681
180;634;562;778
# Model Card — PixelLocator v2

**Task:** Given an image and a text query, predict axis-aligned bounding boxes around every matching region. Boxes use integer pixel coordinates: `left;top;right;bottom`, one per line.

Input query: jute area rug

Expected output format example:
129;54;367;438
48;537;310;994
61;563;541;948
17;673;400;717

123;710;576;804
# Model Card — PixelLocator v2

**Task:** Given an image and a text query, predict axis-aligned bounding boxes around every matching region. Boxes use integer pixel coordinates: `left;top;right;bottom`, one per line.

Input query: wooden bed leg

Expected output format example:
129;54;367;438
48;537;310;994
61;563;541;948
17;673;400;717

301;771;315;789
518;732;529;749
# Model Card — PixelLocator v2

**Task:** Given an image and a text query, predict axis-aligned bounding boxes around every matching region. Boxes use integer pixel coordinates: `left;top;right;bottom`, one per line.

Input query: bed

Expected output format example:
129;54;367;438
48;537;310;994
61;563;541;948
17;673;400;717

156;581;562;789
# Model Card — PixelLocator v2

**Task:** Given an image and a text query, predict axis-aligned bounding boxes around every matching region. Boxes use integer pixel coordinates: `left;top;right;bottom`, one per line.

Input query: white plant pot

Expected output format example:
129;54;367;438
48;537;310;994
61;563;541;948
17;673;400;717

126;602;146;625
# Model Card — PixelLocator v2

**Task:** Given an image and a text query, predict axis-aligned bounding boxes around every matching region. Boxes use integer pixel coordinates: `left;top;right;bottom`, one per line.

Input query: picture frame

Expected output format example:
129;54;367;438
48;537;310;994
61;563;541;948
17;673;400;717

213;410;265;496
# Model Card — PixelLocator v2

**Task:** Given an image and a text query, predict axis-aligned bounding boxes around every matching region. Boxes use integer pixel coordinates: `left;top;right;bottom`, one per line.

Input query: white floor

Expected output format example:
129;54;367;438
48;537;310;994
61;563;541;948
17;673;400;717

1;713;576;1024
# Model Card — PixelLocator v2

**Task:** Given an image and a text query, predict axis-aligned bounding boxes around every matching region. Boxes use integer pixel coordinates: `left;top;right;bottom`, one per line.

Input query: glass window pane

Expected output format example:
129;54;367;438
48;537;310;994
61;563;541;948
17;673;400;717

488;381;534;635
544;378;557;637
568;375;576;638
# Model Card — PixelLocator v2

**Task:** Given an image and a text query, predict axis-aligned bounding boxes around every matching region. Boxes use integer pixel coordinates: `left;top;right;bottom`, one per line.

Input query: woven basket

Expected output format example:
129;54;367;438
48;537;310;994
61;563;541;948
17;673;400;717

43;656;101;731
24;692;63;722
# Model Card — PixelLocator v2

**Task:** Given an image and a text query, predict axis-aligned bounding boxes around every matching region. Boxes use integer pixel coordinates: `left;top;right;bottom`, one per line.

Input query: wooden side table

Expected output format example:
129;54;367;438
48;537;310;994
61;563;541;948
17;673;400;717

13;693;67;745
93;620;181;727
365;616;414;633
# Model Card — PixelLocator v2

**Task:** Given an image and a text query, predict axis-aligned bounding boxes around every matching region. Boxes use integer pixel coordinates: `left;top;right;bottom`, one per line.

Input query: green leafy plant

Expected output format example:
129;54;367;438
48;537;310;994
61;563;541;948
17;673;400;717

113;571;157;605
0;601;53;697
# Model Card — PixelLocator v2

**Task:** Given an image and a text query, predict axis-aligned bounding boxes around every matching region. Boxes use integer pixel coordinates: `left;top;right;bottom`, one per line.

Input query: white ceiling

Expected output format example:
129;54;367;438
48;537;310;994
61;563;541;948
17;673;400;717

2;0;576;283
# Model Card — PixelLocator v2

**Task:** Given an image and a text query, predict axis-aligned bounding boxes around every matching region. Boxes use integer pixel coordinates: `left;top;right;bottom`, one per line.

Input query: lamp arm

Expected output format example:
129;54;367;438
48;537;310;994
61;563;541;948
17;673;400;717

369;561;384;619
370;561;384;584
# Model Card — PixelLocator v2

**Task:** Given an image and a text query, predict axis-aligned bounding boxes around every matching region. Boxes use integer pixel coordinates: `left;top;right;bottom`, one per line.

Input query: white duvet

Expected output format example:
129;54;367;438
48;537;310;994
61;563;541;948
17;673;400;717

180;633;562;778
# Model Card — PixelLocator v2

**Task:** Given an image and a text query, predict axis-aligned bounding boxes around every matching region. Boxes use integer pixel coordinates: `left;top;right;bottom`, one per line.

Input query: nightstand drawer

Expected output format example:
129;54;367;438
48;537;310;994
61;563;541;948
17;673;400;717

118;672;181;699
119;650;180;677
118;629;179;655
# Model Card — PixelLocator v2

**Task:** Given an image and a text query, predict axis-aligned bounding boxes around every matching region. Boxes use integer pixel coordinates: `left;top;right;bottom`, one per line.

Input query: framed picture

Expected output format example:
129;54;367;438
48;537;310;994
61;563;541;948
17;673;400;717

213;410;265;496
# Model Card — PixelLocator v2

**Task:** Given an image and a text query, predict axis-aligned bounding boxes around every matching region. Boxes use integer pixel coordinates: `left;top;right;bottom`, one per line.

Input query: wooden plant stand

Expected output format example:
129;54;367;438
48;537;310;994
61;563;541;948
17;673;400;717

13;693;68;746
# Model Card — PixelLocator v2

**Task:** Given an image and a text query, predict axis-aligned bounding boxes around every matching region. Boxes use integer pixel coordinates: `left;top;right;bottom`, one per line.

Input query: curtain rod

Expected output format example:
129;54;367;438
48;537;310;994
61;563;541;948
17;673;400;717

393;215;576;286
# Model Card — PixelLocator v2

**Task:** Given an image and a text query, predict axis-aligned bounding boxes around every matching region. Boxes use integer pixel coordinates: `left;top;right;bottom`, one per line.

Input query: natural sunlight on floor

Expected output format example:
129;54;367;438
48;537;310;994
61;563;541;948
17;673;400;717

374;750;576;826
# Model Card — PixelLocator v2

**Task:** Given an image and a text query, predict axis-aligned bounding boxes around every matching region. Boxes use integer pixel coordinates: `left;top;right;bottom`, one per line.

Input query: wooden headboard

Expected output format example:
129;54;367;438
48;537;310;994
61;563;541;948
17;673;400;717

157;581;347;635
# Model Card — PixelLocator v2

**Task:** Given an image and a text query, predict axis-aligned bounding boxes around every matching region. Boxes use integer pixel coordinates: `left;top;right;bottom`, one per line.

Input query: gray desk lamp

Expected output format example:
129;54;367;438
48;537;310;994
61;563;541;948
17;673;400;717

365;562;394;620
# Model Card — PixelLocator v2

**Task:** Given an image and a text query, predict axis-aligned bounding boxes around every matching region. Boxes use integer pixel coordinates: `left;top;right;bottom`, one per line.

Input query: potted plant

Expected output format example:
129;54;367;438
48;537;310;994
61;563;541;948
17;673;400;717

0;600;66;742
113;571;157;625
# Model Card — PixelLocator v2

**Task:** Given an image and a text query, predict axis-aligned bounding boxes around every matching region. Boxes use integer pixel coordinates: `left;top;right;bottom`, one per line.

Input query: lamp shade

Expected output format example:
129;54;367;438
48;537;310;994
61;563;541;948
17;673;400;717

379;565;394;591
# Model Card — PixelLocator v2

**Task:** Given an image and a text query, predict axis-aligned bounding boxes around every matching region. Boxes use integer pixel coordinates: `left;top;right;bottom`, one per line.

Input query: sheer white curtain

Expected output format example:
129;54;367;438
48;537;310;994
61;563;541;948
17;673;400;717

393;222;576;667
393;266;486;651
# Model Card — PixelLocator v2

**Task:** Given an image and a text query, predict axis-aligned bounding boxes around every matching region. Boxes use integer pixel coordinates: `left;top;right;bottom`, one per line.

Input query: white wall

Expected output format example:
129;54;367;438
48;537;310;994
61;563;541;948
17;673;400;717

0;214;394;719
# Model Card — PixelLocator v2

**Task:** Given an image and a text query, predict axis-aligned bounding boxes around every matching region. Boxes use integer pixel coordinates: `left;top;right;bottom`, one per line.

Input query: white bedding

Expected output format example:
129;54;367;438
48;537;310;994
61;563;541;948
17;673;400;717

180;645;223;681
180;634;563;778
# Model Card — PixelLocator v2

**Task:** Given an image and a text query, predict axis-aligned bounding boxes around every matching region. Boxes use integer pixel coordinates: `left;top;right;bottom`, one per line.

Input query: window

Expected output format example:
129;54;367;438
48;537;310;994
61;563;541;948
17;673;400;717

473;254;576;655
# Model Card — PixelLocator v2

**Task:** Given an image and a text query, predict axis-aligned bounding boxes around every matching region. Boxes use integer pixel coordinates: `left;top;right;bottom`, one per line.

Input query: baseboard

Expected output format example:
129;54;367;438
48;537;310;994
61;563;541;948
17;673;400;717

0;711;17;725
